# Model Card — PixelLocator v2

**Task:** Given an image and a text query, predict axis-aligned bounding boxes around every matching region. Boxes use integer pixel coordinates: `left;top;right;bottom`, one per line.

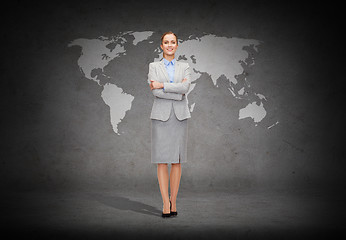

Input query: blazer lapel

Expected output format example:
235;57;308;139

173;61;180;83
159;59;170;82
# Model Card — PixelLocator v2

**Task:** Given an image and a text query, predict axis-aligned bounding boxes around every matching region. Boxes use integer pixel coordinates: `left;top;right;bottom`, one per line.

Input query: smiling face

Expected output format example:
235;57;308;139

160;33;178;58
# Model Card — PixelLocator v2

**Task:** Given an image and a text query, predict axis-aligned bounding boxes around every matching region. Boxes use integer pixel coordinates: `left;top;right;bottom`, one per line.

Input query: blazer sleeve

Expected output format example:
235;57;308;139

162;63;191;94
148;63;183;101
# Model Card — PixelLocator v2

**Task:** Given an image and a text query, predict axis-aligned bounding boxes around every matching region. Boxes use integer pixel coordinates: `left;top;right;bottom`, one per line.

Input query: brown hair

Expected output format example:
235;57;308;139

160;31;178;45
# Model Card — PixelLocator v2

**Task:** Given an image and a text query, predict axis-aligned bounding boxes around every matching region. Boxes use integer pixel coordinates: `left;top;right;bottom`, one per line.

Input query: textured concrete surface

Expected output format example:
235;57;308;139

2;188;344;239
1;0;344;239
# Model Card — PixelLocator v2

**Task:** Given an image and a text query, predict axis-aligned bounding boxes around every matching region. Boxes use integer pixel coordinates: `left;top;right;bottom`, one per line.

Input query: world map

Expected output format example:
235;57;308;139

68;31;279;135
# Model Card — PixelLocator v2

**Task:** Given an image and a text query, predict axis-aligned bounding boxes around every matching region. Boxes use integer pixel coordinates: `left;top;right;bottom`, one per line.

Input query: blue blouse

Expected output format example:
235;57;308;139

162;57;175;90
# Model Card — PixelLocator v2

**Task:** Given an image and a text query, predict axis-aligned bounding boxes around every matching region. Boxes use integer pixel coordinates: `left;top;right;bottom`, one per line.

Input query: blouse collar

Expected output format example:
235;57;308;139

163;57;176;66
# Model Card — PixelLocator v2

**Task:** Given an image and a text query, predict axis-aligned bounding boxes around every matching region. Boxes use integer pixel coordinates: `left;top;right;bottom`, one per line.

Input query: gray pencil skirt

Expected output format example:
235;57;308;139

151;107;188;164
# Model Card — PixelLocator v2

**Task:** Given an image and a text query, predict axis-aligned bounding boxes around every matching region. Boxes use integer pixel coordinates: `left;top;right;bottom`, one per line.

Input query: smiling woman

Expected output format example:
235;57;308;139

148;31;192;218
161;32;178;60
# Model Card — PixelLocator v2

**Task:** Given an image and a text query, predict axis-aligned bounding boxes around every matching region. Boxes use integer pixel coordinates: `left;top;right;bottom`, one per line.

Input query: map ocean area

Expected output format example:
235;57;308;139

68;31;278;135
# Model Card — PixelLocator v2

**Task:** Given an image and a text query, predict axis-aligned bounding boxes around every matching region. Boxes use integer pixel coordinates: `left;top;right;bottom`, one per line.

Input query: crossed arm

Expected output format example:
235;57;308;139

148;63;191;101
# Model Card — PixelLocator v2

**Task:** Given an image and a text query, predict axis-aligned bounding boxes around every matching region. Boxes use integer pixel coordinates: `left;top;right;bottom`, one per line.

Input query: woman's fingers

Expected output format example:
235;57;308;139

149;80;156;89
152;81;160;89
149;80;157;90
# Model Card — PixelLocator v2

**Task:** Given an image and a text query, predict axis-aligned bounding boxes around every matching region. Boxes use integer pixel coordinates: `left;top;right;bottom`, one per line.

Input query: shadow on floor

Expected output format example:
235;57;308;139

86;192;162;217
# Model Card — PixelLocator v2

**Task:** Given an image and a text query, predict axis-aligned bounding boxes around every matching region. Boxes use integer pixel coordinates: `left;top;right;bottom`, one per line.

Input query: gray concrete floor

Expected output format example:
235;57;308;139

2;188;344;239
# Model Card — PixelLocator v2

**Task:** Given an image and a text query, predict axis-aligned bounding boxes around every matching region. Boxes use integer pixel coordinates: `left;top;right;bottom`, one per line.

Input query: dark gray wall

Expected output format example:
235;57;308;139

2;1;344;193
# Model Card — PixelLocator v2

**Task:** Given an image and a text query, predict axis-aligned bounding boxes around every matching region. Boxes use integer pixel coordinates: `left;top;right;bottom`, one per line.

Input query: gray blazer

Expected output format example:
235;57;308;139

148;59;192;121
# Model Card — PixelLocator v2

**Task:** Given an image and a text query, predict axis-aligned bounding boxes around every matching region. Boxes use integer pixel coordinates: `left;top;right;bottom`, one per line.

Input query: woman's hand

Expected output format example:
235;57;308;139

150;80;164;90
181;78;188;95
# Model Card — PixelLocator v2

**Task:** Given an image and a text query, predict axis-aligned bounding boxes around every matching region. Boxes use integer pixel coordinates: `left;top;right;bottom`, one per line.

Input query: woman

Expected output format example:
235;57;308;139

148;31;192;218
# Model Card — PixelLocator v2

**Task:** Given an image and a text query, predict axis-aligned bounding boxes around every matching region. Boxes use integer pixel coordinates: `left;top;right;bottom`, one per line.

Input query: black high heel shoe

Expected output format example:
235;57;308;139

161;202;171;218
170;200;177;216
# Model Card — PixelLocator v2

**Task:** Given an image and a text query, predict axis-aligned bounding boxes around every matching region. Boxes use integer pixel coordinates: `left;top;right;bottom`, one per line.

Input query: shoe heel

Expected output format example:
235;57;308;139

170;200;178;216
162;201;171;218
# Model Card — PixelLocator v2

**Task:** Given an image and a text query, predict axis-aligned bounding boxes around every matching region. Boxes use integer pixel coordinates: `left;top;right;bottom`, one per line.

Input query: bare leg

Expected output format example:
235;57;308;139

170;162;181;212
157;163;170;213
